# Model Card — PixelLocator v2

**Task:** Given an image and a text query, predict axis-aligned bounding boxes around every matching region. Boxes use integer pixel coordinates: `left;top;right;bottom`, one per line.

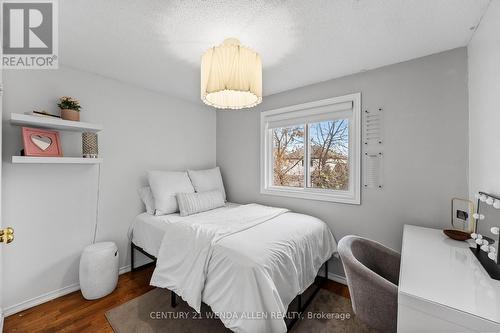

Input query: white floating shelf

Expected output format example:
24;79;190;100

12;156;103;164
10;113;103;133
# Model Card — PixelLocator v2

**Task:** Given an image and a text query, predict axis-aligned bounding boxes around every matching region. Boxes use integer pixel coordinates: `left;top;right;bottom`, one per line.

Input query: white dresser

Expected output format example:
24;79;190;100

398;225;500;332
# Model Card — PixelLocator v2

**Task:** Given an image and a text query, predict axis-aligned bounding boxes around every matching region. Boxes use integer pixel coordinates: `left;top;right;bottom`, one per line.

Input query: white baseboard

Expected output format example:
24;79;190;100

3;264;132;317
119;264;131;275
327;272;347;285
319;267;347;285
3;282;81;317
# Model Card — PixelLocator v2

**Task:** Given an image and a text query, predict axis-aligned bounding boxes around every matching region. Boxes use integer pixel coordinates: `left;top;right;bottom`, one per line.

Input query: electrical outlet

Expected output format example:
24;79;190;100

451;198;475;233
456;210;468;221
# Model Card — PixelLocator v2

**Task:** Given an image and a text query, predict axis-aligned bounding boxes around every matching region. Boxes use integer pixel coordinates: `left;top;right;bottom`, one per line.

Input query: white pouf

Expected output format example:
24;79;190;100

79;241;119;300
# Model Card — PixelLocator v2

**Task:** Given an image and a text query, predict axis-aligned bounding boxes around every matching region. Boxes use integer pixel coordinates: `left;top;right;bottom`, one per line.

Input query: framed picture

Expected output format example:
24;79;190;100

22;127;63;157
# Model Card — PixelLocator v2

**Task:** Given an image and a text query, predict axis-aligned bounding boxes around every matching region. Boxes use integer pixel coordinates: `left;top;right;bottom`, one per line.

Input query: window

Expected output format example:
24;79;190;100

261;93;361;204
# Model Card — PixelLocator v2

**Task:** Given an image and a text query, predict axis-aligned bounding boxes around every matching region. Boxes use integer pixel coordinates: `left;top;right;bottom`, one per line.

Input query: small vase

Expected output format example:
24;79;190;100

82;132;98;158
61;109;80;121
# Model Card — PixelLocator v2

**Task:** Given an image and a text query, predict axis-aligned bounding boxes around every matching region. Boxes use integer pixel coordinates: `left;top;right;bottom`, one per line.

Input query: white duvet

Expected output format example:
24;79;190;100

150;204;336;333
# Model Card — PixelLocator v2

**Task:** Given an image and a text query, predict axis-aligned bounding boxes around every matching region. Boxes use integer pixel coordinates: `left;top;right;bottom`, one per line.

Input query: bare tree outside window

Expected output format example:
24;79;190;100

272;125;304;187
309;120;349;190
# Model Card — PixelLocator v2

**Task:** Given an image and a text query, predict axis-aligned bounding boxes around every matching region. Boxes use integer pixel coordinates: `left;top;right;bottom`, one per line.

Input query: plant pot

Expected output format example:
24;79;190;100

61;109;80;121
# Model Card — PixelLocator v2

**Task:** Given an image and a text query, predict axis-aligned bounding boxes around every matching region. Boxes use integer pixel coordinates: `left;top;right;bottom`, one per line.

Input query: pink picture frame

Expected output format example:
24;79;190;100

22;127;63;157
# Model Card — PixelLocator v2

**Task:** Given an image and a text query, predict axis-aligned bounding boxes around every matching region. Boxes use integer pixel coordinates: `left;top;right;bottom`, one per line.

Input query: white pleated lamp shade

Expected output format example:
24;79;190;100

201;38;262;110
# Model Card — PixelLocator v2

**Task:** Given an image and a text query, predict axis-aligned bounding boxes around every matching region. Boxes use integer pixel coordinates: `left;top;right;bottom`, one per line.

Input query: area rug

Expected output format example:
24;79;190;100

106;287;376;333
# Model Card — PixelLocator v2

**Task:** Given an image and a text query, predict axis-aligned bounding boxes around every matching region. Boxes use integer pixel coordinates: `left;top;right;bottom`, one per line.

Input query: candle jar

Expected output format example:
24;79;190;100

82;132;98;158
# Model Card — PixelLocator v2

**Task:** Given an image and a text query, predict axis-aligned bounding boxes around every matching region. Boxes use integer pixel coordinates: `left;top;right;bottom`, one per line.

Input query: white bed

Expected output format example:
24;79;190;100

130;203;336;333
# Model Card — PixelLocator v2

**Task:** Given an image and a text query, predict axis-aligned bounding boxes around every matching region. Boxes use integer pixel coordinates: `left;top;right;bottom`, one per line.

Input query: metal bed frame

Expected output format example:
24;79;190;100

131;241;328;331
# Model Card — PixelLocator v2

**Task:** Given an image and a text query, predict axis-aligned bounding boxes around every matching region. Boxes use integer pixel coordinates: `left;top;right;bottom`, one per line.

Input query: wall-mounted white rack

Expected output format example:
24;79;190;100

10;113;103;133
10;113;103;164
12;156;103;164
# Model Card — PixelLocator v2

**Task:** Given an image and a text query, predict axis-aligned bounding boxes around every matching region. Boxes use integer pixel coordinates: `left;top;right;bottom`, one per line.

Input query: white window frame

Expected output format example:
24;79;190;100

260;93;361;204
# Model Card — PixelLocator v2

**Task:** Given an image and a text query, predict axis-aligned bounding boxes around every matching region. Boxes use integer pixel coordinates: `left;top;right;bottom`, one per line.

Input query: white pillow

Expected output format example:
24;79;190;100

148;171;195;215
137;186;155;215
188;167;226;201
176;190;225;217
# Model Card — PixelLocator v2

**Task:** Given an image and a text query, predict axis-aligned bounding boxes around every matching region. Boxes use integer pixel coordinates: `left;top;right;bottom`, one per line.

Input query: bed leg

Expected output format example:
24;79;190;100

131;242;135;272
171;291;177;308
324;260;328;279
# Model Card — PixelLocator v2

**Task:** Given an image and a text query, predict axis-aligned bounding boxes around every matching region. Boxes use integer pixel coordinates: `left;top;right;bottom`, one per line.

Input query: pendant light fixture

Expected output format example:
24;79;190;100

201;38;262;110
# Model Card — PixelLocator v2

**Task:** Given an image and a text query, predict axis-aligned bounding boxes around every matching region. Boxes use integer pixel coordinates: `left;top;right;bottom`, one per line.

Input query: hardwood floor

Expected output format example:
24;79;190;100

318;276;351;299
4;265;155;333
4;266;349;333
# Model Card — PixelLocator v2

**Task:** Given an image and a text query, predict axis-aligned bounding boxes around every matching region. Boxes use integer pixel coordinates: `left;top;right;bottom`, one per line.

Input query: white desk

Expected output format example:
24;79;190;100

398;225;500;332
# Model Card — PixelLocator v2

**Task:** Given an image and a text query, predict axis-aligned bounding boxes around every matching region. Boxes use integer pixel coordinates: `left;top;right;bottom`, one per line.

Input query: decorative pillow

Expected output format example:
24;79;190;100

176;190;225;217
148;171;195;215
137;186;155;215
187;167;226;201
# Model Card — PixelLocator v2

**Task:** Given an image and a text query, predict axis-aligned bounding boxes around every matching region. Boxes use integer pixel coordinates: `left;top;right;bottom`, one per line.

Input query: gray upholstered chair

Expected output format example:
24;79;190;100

338;235;400;333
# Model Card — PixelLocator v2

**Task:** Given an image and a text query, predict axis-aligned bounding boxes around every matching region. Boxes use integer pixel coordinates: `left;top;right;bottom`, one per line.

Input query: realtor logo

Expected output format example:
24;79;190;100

2;0;58;69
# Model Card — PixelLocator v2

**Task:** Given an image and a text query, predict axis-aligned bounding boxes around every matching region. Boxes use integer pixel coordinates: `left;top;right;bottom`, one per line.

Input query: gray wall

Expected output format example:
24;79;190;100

217;48;469;276
468;1;500;199
2;66;216;313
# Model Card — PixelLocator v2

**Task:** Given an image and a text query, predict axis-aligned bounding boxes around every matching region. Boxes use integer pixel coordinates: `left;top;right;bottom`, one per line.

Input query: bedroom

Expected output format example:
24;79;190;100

0;0;499;332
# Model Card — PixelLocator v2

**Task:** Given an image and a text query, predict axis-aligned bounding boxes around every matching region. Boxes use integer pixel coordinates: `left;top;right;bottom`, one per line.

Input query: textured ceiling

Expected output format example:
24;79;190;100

59;0;490;104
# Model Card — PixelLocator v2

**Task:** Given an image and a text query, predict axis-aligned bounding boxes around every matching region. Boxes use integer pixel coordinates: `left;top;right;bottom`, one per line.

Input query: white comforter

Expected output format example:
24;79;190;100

150;204;336;333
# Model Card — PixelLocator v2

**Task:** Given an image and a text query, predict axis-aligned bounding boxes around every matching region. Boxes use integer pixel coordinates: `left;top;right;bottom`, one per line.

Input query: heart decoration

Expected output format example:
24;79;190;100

31;134;52;151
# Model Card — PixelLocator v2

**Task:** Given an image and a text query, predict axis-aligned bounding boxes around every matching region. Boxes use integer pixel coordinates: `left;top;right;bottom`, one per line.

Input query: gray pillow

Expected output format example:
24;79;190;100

176;190;225;217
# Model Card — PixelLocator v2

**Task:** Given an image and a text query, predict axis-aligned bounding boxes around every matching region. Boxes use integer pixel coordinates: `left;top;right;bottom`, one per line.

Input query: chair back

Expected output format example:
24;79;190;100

338;235;400;333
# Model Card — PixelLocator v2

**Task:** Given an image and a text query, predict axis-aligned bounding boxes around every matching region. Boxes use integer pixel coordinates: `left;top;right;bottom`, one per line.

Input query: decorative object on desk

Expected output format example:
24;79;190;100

469;191;500;280
476;192;500;210
470;232;494;247
451;198;475;233
472;233;491;251
22;127;62;157
473;213;485;221
82;132;98;158
443;229;470;241
489;227;500;261
58;96;81;121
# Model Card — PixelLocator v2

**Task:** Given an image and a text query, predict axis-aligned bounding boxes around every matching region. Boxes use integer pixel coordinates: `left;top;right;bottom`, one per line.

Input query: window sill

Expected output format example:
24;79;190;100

260;186;360;205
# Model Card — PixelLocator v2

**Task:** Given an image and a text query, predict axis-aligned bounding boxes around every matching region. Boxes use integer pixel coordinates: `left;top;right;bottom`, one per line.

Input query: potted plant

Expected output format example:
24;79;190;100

58;96;81;121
